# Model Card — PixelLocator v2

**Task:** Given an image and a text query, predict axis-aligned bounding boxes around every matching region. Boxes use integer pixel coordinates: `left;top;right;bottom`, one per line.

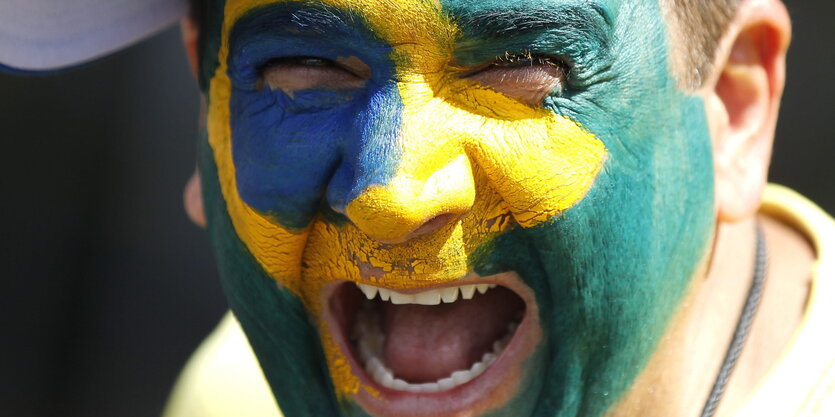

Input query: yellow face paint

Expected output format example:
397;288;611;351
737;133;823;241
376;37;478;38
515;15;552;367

208;0;606;399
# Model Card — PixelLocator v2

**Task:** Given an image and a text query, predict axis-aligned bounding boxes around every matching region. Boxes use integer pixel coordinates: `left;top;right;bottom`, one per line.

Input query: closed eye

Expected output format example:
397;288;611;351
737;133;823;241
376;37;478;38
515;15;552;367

466;52;569;106
260;56;371;96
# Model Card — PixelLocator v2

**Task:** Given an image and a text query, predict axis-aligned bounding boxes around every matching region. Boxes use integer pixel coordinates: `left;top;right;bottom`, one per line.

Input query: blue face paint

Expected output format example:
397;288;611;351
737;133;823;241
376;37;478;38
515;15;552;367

227;3;403;228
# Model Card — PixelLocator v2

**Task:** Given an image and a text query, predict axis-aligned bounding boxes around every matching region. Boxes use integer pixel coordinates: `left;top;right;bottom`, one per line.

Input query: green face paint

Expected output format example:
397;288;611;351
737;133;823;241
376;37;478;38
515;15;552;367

196;0;716;416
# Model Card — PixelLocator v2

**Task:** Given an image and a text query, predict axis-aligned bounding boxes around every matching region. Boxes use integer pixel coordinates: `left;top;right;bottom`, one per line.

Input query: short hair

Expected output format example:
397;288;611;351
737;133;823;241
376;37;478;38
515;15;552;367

663;0;742;91
187;0;741;91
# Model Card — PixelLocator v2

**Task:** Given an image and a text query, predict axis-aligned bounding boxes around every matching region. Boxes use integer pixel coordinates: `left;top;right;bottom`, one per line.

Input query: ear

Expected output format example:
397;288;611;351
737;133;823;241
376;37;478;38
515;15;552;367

184;170;207;228
180;16;205;228
180;16;200;78
704;0;791;222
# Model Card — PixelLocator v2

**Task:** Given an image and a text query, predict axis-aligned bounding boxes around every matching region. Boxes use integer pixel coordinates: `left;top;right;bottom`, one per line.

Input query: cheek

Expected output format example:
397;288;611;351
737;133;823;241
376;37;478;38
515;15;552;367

466;118;607;227
396;80;609;229
228;88;359;229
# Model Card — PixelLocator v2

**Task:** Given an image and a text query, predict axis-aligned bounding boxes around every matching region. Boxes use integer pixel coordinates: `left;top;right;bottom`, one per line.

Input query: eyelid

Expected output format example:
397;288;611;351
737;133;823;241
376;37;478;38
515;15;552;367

461;52;568;75
464;53;569;107
259;56;371;93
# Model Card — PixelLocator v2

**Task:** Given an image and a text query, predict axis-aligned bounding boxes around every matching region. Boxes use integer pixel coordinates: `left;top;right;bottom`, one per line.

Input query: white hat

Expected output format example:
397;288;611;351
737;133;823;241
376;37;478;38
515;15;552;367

0;0;189;72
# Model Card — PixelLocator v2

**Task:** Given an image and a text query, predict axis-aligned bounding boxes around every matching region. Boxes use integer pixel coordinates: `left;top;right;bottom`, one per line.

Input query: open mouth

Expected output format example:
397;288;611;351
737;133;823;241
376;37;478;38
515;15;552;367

326;272;538;416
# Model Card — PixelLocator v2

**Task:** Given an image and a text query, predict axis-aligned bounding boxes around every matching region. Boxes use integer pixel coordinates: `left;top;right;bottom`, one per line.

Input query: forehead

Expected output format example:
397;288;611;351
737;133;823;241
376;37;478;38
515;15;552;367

217;0;654;43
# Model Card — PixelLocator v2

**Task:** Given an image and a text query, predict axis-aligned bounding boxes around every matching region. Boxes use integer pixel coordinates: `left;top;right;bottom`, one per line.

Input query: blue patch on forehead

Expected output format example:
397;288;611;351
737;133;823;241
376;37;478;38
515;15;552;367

226;2;404;229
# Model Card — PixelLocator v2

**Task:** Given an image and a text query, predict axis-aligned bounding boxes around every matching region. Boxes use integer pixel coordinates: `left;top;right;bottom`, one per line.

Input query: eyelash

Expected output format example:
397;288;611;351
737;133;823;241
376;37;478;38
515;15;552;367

255;51;569;108
458;51;571;106
258;52;569;76
259;56;357;77
492;51;568;70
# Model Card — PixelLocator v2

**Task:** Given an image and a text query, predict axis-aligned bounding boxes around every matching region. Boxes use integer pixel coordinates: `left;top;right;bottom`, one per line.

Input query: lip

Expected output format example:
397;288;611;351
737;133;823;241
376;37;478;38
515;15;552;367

322;271;542;417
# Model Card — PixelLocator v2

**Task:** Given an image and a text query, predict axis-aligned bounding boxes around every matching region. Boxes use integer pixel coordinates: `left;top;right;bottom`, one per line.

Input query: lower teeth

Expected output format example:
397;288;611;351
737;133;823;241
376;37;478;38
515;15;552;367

351;303;519;393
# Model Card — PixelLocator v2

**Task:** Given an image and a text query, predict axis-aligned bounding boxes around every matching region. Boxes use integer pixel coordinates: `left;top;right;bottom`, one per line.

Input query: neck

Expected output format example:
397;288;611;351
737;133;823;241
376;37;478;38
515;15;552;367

712;214;813;417
607;214;813;417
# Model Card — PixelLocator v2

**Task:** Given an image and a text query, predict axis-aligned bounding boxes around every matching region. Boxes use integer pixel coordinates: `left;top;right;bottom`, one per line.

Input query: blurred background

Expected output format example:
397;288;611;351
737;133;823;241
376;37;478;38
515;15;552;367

0;1;832;416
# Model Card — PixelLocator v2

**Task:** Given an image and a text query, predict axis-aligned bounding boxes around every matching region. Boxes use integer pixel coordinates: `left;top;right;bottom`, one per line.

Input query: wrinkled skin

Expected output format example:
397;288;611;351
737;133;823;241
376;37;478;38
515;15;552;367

195;0;715;416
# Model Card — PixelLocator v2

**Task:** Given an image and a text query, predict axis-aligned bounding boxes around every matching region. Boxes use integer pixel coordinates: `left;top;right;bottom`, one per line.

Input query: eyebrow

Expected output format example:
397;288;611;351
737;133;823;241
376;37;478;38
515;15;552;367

232;3;363;39
227;3;390;87
281;6;358;35
450;3;612;40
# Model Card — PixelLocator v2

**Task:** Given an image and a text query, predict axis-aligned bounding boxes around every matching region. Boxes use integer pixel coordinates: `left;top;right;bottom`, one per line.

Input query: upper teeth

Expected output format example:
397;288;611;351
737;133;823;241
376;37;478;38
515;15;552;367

356;283;498;305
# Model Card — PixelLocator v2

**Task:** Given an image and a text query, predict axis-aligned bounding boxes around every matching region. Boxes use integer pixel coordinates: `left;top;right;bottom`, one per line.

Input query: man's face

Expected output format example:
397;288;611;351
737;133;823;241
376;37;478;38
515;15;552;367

197;0;715;416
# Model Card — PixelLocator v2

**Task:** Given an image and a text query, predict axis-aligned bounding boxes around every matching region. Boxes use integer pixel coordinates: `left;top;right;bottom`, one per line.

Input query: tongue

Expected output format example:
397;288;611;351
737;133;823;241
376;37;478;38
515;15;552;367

381;287;523;383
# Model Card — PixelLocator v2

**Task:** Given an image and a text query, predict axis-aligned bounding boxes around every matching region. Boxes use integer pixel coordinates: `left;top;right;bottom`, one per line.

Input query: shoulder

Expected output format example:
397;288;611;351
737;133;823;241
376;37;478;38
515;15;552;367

738;185;835;417
163;312;282;417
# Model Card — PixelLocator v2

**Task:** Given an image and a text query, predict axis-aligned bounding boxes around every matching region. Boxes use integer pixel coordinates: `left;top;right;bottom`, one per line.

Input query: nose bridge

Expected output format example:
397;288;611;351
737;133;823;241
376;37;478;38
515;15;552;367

337;83;476;242
326;81;404;213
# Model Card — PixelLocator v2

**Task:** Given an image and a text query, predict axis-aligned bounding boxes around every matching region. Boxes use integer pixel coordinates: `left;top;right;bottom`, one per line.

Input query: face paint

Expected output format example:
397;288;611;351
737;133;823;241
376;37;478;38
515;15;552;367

196;0;715;416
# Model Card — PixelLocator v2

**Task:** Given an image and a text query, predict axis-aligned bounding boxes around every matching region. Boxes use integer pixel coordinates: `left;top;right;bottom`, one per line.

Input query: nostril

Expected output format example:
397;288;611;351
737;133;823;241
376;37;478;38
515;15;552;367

407;213;459;240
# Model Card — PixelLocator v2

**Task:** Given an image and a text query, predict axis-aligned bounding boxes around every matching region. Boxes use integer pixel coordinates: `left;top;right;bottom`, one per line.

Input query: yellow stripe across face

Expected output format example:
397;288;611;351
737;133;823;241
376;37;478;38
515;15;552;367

212;0;606;292
208;0;607;400
348;78;607;240
209;0;465;400
210;0;459;294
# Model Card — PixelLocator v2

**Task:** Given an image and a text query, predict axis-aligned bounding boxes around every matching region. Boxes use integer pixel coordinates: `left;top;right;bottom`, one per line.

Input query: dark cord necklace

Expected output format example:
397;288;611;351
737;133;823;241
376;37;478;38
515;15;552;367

699;223;768;417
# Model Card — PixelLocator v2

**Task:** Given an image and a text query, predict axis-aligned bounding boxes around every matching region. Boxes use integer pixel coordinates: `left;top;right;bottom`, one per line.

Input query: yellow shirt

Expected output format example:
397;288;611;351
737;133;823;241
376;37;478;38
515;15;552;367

163;312;282;417
736;185;835;417
163;185;835;417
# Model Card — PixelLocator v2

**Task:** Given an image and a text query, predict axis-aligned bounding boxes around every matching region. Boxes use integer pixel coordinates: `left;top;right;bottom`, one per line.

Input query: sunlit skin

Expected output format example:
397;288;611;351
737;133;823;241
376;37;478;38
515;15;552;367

185;0;775;416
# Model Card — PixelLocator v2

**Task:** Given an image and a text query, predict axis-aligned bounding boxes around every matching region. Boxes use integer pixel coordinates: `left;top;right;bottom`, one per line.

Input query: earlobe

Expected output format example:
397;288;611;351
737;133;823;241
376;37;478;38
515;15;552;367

184;170;207;228
708;0;791;223
180;17;200;78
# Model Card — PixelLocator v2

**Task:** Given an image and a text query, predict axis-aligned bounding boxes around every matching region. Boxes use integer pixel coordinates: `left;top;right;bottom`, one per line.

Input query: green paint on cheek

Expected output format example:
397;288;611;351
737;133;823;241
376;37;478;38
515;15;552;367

477;114;714;415
466;1;716;416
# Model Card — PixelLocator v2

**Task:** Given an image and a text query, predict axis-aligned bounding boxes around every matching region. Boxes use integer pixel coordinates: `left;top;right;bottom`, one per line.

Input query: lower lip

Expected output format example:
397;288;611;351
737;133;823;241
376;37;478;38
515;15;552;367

322;272;541;417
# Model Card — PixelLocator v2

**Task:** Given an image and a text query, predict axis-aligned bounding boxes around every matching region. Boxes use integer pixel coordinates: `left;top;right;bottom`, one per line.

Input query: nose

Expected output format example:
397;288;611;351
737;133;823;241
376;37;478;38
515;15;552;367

338;153;475;243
